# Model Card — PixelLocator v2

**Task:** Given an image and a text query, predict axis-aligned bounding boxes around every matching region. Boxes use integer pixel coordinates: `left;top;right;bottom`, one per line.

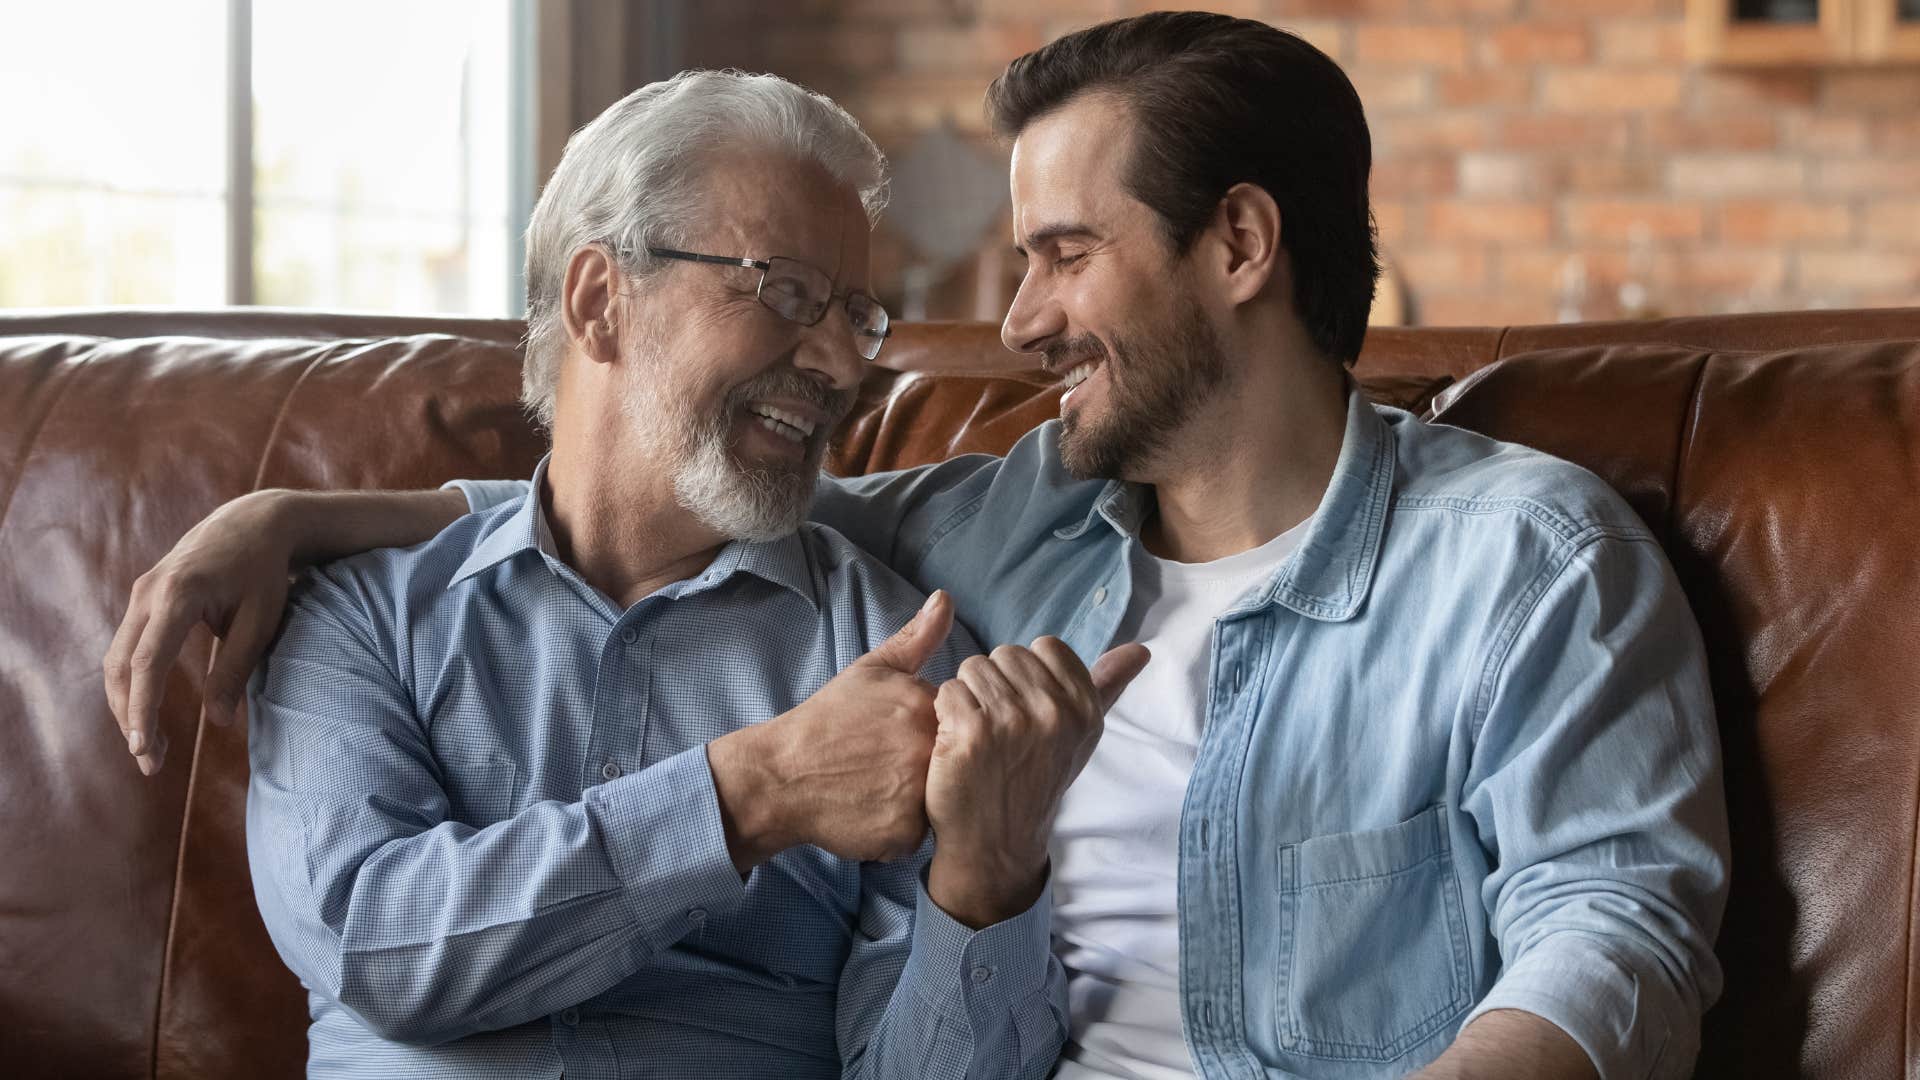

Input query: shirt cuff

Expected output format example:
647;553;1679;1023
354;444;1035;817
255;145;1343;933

440;477;529;514
1465;929;1691;1080
585;746;747;952
901;868;1055;1020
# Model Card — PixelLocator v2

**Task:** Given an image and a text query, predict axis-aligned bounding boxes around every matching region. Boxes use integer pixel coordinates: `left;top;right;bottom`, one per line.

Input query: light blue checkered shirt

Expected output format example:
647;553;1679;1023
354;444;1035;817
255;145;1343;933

246;458;1068;1079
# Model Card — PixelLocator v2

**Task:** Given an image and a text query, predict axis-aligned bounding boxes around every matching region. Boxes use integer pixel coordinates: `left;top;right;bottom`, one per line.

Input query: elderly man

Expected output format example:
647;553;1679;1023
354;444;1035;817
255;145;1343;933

110;12;1729;1080
184;70;1148;1078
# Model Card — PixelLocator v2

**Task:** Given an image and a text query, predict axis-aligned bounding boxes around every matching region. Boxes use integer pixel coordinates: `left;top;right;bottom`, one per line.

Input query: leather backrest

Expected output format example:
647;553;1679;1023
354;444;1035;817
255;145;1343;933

2;310;1916;1078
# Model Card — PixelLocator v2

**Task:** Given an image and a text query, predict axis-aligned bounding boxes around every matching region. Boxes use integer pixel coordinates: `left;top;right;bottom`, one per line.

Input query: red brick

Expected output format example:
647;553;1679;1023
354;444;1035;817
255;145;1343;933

1437;70;1532;107
1782;114;1872;155
1814;159;1920;194
1645;114;1776;153
1457;152;1559;197
1418;0;1521;15
1265;19;1348;62
1427;200;1553;243
1373;200;1414;245
1355;24;1472;68
1281;0;1417;16
1718;200;1855;244
1822;71;1920;111
1862;202;1920;248
1798;251;1920;292
1496;249;1630;293
1596;19;1689;64
1349;69;1432;111
1565;201;1707;243
1418;292;1558;327
1378;112;1490;153
762;26;898;75
1694;71;1820;110
1542;69;1685;111
897;24;1046;72
1121;0;1266;13
1498;114;1632;152
1872;116;1920;153
1371;152;1459;198
1538;0;1670;13
1670;250;1789;296
1668;155;1806;196
1483;23;1591;65
1565;158;1662;195
1395;247;1491;290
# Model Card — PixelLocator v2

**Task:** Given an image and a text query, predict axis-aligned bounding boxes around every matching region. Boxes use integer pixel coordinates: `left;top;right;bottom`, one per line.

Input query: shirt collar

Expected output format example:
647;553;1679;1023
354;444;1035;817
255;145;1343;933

448;457;552;588
1058;386;1395;623
447;455;823;613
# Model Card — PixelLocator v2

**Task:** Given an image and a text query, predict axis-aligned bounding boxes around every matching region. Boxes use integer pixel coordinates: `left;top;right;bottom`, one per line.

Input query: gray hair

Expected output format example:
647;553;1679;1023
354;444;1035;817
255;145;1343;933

520;69;890;429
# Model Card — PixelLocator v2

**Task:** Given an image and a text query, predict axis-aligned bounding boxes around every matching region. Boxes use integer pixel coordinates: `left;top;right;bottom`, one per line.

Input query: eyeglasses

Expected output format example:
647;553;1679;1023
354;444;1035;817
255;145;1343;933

643;247;892;362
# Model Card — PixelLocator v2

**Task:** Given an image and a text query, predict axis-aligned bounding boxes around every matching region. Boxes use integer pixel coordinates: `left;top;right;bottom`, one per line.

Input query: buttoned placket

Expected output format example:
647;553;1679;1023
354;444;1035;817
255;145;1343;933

1179;605;1279;1080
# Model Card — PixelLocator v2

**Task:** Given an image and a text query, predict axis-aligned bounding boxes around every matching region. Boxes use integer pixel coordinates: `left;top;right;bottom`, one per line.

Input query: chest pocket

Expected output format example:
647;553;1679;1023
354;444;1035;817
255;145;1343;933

438;752;523;826
1274;803;1472;1062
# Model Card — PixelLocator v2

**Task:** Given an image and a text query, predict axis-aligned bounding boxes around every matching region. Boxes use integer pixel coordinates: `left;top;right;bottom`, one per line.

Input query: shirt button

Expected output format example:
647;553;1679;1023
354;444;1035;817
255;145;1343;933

560;1007;580;1026
970;965;994;985
688;907;707;923
601;760;622;781
620;628;638;644
1092;586;1108;606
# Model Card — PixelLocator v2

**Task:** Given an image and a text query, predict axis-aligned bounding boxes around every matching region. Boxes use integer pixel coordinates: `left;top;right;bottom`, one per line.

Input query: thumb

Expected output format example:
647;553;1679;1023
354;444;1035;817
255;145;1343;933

1090;643;1151;712
858;590;954;676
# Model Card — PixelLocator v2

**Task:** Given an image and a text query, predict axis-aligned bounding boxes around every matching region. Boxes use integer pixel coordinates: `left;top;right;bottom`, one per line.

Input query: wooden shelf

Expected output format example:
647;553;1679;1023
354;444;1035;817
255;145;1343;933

1688;0;1920;64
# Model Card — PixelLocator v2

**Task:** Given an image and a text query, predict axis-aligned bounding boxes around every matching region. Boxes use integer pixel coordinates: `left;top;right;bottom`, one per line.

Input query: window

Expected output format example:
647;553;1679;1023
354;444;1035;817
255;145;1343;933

0;0;534;315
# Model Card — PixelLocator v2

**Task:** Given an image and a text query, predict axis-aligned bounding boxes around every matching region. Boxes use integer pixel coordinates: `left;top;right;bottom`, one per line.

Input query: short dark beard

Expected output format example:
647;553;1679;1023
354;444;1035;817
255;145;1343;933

1054;292;1229;480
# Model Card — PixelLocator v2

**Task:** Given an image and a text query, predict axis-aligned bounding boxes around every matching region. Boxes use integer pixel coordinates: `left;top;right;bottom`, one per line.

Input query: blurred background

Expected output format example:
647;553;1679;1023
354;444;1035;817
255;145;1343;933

3;0;1916;327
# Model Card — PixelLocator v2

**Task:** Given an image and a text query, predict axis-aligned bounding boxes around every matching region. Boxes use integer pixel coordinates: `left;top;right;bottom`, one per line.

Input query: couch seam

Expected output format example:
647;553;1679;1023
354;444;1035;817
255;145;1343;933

152;342;332;1079
0;338;98;537
1664;352;1711;552
1908;722;1919;1080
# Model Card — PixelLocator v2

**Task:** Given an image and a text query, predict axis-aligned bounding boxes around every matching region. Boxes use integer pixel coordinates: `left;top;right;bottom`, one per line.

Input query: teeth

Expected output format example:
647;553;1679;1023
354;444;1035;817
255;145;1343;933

755;415;804;443
1059;361;1098;390
747;404;816;438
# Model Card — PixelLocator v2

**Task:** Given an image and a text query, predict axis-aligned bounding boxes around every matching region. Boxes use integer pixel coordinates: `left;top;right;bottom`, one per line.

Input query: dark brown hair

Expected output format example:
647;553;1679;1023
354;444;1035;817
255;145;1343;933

986;11;1380;363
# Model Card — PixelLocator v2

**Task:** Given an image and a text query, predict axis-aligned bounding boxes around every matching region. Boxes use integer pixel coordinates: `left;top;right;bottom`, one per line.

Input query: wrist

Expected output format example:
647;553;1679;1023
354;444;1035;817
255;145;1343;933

707;725;794;873
927;848;1048;929
249;488;313;568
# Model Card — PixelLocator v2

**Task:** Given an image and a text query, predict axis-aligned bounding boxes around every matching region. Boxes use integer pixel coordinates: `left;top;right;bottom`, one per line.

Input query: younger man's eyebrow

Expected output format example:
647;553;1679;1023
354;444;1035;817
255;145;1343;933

1014;223;1098;258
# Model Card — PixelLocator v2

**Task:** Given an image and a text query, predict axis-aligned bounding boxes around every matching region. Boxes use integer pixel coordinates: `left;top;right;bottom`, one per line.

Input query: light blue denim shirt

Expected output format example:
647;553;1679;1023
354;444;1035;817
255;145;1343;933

248;459;1067;1079
456;391;1730;1079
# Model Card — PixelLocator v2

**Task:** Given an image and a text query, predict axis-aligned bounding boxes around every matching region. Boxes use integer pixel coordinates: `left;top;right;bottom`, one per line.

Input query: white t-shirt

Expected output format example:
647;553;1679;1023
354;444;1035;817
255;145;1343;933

1050;519;1308;1080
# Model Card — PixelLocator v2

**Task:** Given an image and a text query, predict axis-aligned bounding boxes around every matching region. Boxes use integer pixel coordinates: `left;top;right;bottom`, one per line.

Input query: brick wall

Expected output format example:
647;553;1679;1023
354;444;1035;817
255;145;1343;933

680;0;1920;326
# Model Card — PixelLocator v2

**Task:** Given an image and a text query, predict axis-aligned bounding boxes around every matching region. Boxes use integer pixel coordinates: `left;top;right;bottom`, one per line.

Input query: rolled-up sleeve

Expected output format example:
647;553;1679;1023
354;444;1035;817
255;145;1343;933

246;574;745;1046
1460;533;1731;1080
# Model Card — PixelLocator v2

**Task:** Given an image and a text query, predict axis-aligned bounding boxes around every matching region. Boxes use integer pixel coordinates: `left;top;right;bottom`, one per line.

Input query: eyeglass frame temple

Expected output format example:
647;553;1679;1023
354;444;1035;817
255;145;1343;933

637;245;890;343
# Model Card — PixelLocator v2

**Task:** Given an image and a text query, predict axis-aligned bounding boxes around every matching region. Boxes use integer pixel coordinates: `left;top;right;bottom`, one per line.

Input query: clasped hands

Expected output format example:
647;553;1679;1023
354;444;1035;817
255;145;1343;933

708;590;1150;929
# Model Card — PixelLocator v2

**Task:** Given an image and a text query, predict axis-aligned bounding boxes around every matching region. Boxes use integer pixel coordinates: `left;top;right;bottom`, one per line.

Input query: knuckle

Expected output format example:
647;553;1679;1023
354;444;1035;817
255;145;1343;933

127;650;159;674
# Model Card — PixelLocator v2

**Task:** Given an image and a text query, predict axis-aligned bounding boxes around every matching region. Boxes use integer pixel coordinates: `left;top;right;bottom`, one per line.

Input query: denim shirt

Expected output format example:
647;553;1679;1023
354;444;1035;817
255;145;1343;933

456;390;1730;1079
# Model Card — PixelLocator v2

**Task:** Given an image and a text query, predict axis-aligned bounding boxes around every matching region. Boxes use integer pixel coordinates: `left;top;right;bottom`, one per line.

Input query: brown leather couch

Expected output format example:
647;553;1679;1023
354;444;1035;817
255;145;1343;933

3;306;1917;1078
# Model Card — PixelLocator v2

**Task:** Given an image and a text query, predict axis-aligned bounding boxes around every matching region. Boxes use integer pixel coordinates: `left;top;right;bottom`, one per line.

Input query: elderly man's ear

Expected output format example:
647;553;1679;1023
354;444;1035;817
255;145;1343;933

563;244;625;366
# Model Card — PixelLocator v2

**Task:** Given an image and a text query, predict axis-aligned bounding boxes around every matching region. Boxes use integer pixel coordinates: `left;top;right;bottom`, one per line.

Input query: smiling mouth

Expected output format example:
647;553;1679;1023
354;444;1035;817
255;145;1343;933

1059;359;1100;391
745;403;817;444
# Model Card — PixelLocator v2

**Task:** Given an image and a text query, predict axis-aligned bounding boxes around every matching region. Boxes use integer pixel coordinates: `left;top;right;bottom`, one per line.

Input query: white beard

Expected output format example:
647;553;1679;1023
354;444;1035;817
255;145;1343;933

620;368;815;543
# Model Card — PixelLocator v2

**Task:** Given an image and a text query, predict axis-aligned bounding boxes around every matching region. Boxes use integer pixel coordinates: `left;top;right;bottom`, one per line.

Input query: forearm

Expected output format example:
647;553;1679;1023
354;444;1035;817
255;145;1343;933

1414;1009;1598;1080
260;486;470;568
252;748;743;1045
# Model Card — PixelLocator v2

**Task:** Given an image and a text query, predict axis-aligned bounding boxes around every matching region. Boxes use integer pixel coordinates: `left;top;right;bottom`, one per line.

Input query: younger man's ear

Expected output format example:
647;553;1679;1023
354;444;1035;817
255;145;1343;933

1209;182;1282;306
